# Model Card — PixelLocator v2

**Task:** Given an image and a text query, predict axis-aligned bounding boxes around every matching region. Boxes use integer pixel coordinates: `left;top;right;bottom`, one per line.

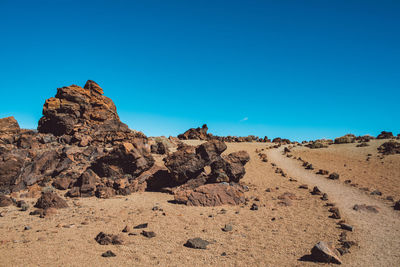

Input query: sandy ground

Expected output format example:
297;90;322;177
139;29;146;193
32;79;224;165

290;140;400;199
268;146;400;267
0;141;397;266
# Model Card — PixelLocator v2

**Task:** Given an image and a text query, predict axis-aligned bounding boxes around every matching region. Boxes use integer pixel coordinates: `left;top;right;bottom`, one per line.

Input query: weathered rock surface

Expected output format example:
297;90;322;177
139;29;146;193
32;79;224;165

310;241;342;264
0;117;20;133
174;183;245;206
178;124;210;140
184;237;210;249
95;232;125;245
0;81;155;198
34;192;68;209
377;131;394;139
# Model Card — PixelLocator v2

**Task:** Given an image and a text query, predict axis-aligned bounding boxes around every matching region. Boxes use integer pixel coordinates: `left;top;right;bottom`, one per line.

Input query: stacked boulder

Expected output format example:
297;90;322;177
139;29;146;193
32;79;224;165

160;140;250;206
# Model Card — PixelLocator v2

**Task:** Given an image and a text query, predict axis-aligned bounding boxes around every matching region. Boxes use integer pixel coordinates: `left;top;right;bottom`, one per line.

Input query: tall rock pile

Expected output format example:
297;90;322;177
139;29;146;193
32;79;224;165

0;81;154;196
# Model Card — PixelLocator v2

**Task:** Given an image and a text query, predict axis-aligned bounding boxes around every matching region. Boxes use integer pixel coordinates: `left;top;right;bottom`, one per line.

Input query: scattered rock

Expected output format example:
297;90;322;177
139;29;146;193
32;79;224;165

328;173;340;180
299;184;308;189
340;223;353;232
316;169;329;175
334;134;355;144
309;241;342;264
250;203;259;210
353;204;379;213
370;190;382;196
95;232;125;245
329;207;341;219
101;250;116;257
134;223;148;229
394;200;400;210
141;231;156;238
184;238;209;249
222;224;233;232
311;186;322;195
321;193;328;201
122;225;132;233
0;195;13;207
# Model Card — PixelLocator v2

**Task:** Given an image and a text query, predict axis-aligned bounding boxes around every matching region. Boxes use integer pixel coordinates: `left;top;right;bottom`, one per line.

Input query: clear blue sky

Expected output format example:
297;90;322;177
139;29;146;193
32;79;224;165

0;0;399;141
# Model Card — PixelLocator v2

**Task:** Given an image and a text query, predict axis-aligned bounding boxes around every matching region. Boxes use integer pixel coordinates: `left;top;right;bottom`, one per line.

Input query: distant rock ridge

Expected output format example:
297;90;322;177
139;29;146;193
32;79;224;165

177;124;272;143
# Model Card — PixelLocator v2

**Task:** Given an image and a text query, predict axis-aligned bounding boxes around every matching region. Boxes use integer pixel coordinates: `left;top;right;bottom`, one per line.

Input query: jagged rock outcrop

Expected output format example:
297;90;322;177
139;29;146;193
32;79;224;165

0;81;154;198
334;134;356;144
178;124;210;140
377;131;394;139
0;116;20;133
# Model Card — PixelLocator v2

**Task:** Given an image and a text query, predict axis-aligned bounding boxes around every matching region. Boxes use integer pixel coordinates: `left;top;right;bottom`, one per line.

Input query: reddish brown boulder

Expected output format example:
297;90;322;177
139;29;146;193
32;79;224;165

34;192;68;209
174;183;245;206
52;177;72;190
91;141;154;180
38;81;122;136
0;116;20;133
178;124;210;140
163;146;205;183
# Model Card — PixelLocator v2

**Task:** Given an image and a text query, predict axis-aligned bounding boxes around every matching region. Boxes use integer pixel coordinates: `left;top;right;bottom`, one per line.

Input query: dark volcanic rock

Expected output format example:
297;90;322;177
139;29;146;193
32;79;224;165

184;237;209;249
178;124;210;140
328;173;340;180
34;192;68;209
101;250;116;257
377;141;400;155
95;232;125;245
91;142;154;180
309;241;342;264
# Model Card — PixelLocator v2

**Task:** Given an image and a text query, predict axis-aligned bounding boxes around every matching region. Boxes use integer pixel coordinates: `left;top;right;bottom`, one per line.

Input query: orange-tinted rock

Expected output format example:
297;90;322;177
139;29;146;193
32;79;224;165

0;116;20;133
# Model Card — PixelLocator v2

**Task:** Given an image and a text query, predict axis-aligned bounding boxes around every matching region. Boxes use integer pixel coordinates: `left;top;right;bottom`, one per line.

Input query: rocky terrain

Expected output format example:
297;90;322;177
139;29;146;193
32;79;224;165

1;81;399;266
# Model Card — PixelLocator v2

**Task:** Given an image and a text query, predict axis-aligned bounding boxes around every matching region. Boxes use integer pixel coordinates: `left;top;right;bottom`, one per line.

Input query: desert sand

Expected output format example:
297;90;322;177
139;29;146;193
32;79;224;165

2;141;399;266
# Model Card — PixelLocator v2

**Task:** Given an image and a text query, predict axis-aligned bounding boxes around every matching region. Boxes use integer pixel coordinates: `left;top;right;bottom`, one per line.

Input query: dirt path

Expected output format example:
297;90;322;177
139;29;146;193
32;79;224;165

267;147;400;267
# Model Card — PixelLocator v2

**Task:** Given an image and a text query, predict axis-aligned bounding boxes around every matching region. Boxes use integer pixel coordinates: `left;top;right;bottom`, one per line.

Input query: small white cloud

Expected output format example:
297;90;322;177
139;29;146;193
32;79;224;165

240;117;248;122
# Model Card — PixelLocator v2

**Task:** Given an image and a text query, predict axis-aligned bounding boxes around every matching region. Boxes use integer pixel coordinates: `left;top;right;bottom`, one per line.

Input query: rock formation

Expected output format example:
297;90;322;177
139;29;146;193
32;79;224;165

0;81;154;197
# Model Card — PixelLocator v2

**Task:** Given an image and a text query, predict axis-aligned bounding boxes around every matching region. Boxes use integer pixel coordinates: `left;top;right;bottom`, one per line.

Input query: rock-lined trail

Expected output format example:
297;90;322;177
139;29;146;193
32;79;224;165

268;147;400;267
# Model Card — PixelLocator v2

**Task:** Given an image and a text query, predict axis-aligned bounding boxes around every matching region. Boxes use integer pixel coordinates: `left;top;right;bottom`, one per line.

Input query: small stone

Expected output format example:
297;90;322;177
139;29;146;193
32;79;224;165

222;224;233;232
134;223;148;229
24;226;31;231
321;193;328;201
328;173;340;180
250;203;258;211
221;252;227;256
102;250;116;257
184;237;209;249
122;225;132;233
329;207;341;219
394;200;400;210
311;186;322;195
340;223;354;232
141;231;156;238
299;184;308;189
370;190;382;196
